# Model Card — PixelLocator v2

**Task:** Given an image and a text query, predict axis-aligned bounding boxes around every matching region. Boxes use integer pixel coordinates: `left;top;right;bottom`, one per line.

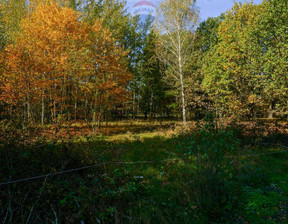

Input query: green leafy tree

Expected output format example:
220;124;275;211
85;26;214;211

83;0;130;44
203;2;263;118
125;17;153;118
186;16;223;119
138;29;172;119
257;0;288;118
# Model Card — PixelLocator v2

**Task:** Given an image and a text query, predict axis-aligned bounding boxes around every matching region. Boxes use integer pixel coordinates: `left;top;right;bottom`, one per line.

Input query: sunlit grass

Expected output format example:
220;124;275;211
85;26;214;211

36;119;184;142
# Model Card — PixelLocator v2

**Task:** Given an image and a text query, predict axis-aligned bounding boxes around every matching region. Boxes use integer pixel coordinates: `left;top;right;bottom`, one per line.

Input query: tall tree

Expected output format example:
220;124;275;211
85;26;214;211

84;20;132;125
203;2;263;118
138;29;171;119
257;0;288;118
184;16;223;119
126;17;154;118
154;0;198;124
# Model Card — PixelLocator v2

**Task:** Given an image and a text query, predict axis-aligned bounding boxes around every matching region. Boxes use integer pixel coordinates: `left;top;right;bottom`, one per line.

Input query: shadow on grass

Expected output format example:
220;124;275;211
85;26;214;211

0;123;288;224
0;134;200;223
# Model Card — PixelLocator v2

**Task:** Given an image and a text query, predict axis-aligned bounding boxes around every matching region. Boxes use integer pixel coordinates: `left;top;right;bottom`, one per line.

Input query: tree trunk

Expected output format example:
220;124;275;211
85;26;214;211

268;102;274;119
137;89;140;117
177;29;187;124
180;75;186;124
27;91;31;124
85;99;88;120
53;100;57;124
132;92;135;119
53;82;57;124
74;101;77;121
105;111;108;127
179;56;186;124
92;112;96;133
24;98;26;123
41;93;45;125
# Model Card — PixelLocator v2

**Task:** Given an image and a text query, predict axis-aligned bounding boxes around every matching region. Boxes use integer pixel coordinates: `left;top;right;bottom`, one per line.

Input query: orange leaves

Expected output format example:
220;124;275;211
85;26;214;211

82;17;132;111
1;43;39;107
1;2;131;123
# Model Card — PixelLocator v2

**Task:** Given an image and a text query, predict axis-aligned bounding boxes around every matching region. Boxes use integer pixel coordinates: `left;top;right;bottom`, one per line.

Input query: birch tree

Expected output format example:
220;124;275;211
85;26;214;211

154;0;198;124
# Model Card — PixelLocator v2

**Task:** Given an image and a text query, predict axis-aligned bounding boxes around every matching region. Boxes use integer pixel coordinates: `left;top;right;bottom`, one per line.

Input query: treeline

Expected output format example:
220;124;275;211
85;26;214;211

0;0;287;125
201;0;288;119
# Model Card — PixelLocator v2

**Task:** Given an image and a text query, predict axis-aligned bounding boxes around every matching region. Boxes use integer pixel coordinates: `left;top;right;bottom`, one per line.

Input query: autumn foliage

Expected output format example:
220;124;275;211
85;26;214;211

0;2;131;124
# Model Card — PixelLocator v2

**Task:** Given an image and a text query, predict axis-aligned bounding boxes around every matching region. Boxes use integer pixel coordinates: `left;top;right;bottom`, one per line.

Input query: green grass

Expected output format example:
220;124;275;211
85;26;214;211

237;149;288;224
0;122;287;223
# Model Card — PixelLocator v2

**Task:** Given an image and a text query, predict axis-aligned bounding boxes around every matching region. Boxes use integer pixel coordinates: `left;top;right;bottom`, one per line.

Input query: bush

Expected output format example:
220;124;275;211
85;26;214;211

179;115;241;221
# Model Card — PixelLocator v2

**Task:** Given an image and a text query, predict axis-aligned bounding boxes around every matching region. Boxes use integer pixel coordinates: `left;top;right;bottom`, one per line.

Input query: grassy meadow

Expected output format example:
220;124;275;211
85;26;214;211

0;119;287;223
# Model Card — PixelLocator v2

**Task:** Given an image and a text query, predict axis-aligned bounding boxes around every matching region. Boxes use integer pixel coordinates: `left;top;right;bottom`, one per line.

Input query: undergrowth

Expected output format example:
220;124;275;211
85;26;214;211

0;119;287;223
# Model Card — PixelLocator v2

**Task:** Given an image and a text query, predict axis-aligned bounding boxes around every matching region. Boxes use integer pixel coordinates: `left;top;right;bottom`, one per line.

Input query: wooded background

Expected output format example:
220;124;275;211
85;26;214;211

0;0;287;125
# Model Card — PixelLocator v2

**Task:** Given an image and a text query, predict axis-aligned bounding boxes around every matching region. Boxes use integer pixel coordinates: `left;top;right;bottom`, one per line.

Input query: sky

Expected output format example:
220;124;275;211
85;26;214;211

196;0;263;22
126;0;263;22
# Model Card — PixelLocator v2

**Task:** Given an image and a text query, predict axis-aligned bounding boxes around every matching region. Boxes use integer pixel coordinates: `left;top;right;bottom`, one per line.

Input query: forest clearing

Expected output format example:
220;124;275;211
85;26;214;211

0;119;288;223
0;0;287;223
